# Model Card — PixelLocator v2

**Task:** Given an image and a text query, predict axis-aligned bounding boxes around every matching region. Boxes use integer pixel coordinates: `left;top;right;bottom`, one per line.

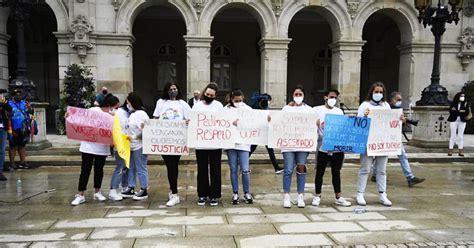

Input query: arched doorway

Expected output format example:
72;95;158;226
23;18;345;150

287;7;333;106
132;4;187;113
210;6;261;103
7;3;59;131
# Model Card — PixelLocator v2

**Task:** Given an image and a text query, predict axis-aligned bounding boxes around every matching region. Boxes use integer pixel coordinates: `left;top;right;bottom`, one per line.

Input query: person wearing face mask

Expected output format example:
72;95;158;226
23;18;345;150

356;82;392;207
370;92;425;187
312;89;351;207
152;82;191;206
447;91;471;156
191;83;224;206
94;86;109;106
223;88;253;205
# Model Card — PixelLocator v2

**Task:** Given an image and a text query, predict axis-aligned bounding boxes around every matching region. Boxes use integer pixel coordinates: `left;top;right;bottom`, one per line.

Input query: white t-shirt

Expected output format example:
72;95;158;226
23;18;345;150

280;104;316;153
192;100;224;150
79;107;111;156
116;107;129;133
357;101;391;117
153;99;191;120
314;105;344;152
127;110;149;151
224;103;252;152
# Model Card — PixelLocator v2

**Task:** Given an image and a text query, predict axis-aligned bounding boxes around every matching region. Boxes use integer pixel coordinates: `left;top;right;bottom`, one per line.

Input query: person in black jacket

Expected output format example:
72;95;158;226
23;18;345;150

447;91;471;156
188;90;200;108
0;90;13;180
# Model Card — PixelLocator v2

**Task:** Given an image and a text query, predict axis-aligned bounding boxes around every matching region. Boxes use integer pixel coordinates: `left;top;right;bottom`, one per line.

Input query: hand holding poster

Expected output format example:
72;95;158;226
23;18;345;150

65;106;114;145
367;109;403;156
268;112;318;152
142;119;189;155
187;111;237;149
234;109;269;145
321;114;370;154
112;115;130;168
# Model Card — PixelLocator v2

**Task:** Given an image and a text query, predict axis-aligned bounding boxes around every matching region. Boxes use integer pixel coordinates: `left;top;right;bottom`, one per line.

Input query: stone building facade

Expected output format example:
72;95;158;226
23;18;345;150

1;0;473;126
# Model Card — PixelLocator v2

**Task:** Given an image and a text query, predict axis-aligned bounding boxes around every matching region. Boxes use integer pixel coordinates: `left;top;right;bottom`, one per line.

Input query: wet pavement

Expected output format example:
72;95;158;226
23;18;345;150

0;160;473;247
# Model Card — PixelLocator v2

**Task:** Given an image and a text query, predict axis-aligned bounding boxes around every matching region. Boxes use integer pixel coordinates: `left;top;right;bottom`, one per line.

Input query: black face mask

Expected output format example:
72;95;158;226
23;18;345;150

203;95;214;104
13;95;21;102
169;91;178;99
102;90;108;95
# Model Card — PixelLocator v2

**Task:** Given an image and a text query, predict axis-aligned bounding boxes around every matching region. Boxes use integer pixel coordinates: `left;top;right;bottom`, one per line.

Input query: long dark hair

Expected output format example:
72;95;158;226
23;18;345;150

100;94;120;108
227;88;244;108
365;82;387;102
127;92;145;111
291;84;305;96
161;82;184;100
451;91;467;108
200;83;218;100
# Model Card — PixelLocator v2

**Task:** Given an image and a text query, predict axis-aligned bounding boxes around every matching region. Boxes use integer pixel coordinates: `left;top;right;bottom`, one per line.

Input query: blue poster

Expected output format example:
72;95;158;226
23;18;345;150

321;114;371;154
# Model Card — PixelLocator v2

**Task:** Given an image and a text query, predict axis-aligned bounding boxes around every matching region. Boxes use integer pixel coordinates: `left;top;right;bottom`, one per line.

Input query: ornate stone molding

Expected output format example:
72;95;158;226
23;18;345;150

112;0;122;12
463;0;474;17
271;0;284;17
457;27;474;71
191;0;207;15
346;0;360;20
70;15;94;63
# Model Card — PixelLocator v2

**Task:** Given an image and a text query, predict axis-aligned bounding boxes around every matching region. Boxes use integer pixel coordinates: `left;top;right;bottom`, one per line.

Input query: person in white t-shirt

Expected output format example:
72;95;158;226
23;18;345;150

120;92;150;201
312;89;351;207
153;82;191;207
224;89;253;205
192;83;224;207
356;82;392;207
71;94;120;206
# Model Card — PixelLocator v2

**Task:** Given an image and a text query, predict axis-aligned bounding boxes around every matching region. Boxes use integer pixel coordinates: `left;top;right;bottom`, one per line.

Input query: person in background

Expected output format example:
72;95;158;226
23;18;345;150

188;90;201;108
0;90;12;180
8;89;33;170
94;86;108;106
371;91;425;187
447;91;471;157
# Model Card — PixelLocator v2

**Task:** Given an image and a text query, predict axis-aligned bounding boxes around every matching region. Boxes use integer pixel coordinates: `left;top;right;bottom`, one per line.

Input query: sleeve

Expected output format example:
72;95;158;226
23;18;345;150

153;99;162;118
449;103;458;116
4;101;12;112
357;102;366;117
181;100;192;120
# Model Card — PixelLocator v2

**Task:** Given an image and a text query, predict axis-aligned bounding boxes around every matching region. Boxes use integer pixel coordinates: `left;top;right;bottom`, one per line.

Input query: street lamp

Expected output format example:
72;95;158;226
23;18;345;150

414;0;464;106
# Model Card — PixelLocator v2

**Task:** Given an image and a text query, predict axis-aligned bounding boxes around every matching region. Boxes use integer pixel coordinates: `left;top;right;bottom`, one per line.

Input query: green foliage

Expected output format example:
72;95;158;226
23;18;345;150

462;80;474;134
57;64;96;134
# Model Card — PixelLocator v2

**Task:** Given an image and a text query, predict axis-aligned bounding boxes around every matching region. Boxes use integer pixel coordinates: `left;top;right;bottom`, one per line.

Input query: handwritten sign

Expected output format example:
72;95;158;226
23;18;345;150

142;119;189;155
367;109;402;156
112;115;130;167
187;111;237;149
66;106;113;145
268;112;318;151
234;109;269;145
321;114;370;154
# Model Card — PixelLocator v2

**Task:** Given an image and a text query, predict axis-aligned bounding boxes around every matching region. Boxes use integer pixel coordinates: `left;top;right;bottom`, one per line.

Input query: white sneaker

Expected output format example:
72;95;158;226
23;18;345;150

379;192;392;206
312;195;321;206
283;193;291;208
297;193;305;208
168;191;172;200
335;196;351;207
71;194;85;206
108;189;123;201
166;194;180;207
93;191;107;202
356;193;366;206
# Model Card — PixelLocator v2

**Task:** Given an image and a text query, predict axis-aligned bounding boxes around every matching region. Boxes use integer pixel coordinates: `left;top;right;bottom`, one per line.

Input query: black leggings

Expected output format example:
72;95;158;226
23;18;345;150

78;152;107;191
315;151;344;195
196;149;222;199
162;155;180;194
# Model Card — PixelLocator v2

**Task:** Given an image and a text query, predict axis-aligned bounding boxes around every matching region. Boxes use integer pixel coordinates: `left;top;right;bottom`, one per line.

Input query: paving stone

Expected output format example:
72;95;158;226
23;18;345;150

330;231;428;245
89;226;183;239
0;229;92;243
0;220;55;231
29;240;134;248
186;224;275;237
416;229;474;242
20;210;109;220
277;221;364;233
228;213;310;224
236;234;333;247
143;216;225;226
358;220;417;231
105;209;184;218
334;205;407;212
187;207;263;216
0;243;30;248
133;237;236;247
314;212;387;221
52;218;140;229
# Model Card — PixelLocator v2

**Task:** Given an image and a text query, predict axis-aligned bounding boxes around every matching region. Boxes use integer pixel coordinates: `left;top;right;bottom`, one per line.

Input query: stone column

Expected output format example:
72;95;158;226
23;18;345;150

258;38;292;108
0;8;9;90
184;35;213;100
329;40;366;109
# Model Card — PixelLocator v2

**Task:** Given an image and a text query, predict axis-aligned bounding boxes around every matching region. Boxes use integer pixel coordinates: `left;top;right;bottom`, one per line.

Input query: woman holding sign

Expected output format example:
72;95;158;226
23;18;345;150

153;82;191;207
71;94;120;206
192;83;224;206
356;82;392;207
224;89;253;205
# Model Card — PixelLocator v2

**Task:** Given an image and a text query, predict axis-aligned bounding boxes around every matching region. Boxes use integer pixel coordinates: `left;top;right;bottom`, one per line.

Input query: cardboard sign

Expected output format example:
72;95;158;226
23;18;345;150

321;114;371;154
142;119;189;155
112;115;130;168
66;106;114;145
187;111;237;149
367;109;403;156
268;111;318;151
234;109;269;145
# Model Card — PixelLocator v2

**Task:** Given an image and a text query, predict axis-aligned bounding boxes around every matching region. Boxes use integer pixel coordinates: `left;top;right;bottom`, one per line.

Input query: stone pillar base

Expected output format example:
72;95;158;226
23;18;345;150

26;139;52;151
27;102;52;150
408;105;450;148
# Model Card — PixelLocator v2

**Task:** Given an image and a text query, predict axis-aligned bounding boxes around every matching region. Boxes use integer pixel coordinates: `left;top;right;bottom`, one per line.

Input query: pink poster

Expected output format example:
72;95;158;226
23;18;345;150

66;107;114;145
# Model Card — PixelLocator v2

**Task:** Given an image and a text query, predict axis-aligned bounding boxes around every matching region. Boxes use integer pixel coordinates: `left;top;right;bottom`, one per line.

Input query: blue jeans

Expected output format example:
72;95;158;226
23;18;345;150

110;151;129;189
0;130;6;172
226;149;250;193
282;151;309;193
371;144;414;180
128;148;148;189
359;154;388;193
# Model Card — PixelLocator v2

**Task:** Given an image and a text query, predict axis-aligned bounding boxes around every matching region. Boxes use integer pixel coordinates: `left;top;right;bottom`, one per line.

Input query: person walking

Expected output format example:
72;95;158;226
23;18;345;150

448;91;471;156
0;92;12;180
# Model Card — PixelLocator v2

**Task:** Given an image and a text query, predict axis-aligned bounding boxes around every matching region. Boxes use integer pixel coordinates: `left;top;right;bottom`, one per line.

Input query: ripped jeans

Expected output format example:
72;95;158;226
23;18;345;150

226;149;250;193
283;151;309;193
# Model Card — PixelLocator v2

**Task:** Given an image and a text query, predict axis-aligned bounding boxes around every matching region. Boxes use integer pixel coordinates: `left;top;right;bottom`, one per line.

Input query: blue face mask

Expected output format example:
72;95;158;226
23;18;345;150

393;101;402;108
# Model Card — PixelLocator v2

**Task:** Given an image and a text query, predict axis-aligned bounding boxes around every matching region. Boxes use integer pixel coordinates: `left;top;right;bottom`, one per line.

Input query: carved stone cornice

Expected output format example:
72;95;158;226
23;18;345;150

463;0;474;17
70;15;94;63
271;0;284;17
191;0;207;15
457;27;474;70
346;0;360;20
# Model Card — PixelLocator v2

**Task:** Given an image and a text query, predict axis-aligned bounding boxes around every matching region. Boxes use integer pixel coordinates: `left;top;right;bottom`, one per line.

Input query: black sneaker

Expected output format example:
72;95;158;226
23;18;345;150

231;193;239;205
0;173;6;181
18;163;32;169
133;189;148;201
243;193;253;204
197;197;207;206
371;175;376;182
121;187;135;198
408;177;426;187
11;162;19;170
210;198;218;206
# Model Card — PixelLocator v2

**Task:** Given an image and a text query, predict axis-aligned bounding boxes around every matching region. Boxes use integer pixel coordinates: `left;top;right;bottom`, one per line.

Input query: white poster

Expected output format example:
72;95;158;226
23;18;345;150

367;109;403;156
187;111;237;149
142;119;189;155
234;109;269;145
268;111;318;152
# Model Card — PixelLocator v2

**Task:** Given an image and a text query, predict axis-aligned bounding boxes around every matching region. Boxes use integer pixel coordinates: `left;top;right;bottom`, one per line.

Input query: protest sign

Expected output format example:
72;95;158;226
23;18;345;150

66;106;113;145
321;114;370;154
142;119;189;155
187;111;237;149
367;109;403;156
268;112;318;151
234;109;269;145
112;115;130;167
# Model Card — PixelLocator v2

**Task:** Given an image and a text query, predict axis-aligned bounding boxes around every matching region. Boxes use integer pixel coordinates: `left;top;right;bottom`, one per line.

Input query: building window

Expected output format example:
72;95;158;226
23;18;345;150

157;44;177;90
212;45;232;91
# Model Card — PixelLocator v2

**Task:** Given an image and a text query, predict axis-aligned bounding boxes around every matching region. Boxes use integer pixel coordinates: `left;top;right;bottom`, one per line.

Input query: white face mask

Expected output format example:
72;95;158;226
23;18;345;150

110;108;117;114
327;98;337;108
127;103;134;111
233;102;243;108
372;93;383;102
460;96;465;102
294;96;304;105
